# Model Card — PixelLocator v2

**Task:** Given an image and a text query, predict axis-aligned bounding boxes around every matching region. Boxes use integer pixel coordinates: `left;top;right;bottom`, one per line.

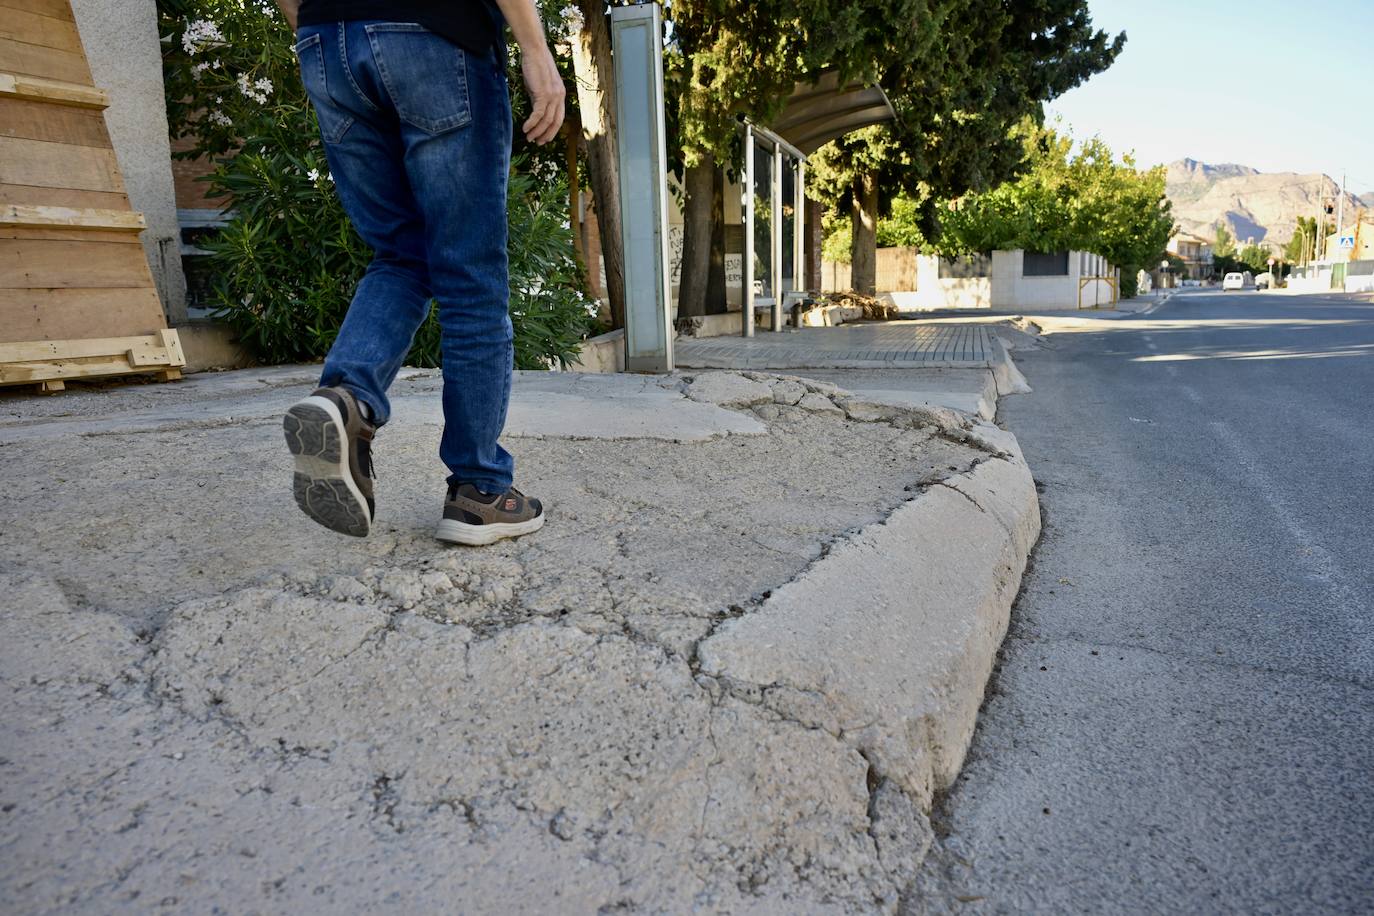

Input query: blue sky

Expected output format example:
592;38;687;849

1044;0;1374;193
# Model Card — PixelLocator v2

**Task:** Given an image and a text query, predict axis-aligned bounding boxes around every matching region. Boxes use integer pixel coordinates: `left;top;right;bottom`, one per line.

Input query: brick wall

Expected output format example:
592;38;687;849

169;134;226;209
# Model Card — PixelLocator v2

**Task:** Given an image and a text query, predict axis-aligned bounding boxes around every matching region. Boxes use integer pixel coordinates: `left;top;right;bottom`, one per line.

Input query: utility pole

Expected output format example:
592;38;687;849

1313;176;1326;263
1336;172;1346;250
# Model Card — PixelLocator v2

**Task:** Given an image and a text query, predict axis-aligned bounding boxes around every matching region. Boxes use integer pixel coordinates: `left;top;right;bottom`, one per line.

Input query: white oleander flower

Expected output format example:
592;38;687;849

236;73;269;104
208;110;232;126
182;19;224;55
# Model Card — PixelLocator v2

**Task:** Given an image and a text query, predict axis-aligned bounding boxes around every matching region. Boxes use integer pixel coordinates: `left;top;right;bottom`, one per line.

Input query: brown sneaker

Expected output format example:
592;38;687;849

436;484;544;545
283;386;375;537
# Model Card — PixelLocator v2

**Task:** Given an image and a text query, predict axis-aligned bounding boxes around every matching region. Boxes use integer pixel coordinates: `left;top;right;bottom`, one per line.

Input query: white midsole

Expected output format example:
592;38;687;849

291;394;372;525
435;515;544;545
294;453;347;479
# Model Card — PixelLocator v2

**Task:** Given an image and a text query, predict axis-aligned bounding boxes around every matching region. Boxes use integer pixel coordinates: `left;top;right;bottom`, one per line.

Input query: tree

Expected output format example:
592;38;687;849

1238;242;1270;274
666;0;937;318
1064;137;1174;294
1212;223;1237;259
876;195;928;247
808;126;905;294
808;0;1125;294
1284;217;1315;264
568;1;626;331
936;124;1174;296
1284;216;1334;265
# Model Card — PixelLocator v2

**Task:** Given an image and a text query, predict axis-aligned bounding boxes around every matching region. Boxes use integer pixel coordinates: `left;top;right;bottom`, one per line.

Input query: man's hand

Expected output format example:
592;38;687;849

518;44;565;145
494;0;565;145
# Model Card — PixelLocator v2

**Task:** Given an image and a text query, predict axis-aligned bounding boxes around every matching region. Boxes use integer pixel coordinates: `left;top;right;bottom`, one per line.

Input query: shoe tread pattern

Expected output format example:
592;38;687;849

284;403;369;537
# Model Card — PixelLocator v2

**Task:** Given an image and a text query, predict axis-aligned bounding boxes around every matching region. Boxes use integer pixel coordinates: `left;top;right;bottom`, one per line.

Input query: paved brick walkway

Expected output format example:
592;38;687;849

674;321;995;370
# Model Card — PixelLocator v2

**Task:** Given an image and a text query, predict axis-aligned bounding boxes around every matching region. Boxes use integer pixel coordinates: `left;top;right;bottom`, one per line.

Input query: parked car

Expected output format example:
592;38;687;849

1222;272;1245;291
1255;271;1275;290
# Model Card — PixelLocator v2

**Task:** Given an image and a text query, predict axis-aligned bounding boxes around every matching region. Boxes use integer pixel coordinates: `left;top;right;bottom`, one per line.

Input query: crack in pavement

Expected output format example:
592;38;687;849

2;370;1005;912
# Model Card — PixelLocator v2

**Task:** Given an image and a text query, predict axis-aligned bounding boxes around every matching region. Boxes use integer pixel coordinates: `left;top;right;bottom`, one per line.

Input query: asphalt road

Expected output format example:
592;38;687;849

912;290;1374;914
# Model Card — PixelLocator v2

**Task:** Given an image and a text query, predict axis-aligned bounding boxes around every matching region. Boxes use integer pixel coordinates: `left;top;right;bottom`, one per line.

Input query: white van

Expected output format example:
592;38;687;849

1222;272;1245;291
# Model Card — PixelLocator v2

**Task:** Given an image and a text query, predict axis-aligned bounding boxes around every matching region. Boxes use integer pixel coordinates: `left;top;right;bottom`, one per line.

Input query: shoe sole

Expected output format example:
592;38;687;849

283;395;371;537
435;514;545;546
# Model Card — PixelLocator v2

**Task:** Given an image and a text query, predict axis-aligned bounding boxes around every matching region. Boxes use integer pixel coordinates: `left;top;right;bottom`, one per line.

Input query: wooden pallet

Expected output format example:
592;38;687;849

0;328;184;390
0;0;186;392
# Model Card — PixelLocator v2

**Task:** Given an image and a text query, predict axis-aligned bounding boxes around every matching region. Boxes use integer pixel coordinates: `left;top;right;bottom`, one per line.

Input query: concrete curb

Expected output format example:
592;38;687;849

675;353;995;371
988;335;1031;396
837;368;999;421
177;320;255;373
564;328;625;373
697;422;1041;811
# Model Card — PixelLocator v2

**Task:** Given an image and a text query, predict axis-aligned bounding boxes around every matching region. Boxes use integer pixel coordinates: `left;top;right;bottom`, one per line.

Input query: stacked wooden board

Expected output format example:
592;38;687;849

1;0;185;391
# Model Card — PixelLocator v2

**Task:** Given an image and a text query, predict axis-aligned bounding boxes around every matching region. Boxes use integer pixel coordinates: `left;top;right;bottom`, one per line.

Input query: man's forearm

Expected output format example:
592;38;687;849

493;0;547;51
275;0;299;30
494;0;565;144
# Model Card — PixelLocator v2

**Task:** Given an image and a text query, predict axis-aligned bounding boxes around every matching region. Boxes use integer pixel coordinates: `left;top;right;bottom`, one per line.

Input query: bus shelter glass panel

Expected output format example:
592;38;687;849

781;159;796;292
752;138;773;299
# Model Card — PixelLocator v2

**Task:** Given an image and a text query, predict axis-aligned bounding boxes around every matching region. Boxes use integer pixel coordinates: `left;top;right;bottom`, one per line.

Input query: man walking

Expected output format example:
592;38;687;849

274;0;564;544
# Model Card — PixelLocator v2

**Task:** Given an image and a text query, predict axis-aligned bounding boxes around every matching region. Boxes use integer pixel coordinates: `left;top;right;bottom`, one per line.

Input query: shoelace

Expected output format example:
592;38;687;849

447;484;516;504
358;438;375;480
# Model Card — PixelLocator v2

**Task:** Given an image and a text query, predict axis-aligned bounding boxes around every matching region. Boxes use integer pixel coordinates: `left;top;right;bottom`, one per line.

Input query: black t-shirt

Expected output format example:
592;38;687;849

297;0;505;57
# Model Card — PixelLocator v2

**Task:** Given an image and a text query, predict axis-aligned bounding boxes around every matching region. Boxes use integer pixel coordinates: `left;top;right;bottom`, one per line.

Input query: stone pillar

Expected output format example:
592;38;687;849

70;0;189;324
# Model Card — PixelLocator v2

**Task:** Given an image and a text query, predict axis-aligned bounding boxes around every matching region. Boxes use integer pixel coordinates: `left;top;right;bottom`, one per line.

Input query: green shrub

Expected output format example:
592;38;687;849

199;141;371;362
405;169;596;370
202;149;595;369
876;196;927;248
1119;271;1139;299
821;212;852;264
821;197;928;265
160;0;594;369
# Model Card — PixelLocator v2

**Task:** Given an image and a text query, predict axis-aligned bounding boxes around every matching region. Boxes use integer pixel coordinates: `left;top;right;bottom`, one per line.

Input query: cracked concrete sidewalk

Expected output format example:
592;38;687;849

0;363;1038;914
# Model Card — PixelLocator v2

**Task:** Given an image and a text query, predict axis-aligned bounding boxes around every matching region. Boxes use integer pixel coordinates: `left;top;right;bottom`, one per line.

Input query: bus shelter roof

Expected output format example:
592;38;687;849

769;70;896;154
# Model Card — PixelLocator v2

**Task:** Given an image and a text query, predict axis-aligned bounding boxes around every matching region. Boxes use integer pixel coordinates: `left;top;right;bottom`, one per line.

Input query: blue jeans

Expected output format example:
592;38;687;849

295;21;515;493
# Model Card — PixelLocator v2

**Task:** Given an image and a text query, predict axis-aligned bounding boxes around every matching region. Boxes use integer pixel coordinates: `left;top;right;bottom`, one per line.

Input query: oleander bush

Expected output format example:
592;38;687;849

159;0;595;368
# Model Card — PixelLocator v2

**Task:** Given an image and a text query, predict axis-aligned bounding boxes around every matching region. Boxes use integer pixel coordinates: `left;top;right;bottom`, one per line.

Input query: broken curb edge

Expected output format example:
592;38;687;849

697;416;1041;861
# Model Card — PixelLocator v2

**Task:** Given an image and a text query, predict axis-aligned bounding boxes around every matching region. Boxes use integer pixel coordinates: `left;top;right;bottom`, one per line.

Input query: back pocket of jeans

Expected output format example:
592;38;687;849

364;23;471;135
295;32;354;143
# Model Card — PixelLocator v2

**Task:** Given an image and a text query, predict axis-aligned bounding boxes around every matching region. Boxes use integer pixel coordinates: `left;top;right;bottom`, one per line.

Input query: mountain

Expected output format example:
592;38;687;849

1165;159;1368;248
1166;159;1260;205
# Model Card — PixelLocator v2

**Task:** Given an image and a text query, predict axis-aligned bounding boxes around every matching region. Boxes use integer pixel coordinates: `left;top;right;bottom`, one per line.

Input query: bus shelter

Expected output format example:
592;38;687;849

739;73;895;336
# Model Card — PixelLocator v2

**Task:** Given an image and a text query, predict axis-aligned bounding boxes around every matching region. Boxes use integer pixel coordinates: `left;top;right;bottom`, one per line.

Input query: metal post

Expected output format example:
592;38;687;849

742;124;754;338
795;159;806;293
610;4;673;372
770;141;783;331
1314;178;1325;264
1336;171;1346;252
